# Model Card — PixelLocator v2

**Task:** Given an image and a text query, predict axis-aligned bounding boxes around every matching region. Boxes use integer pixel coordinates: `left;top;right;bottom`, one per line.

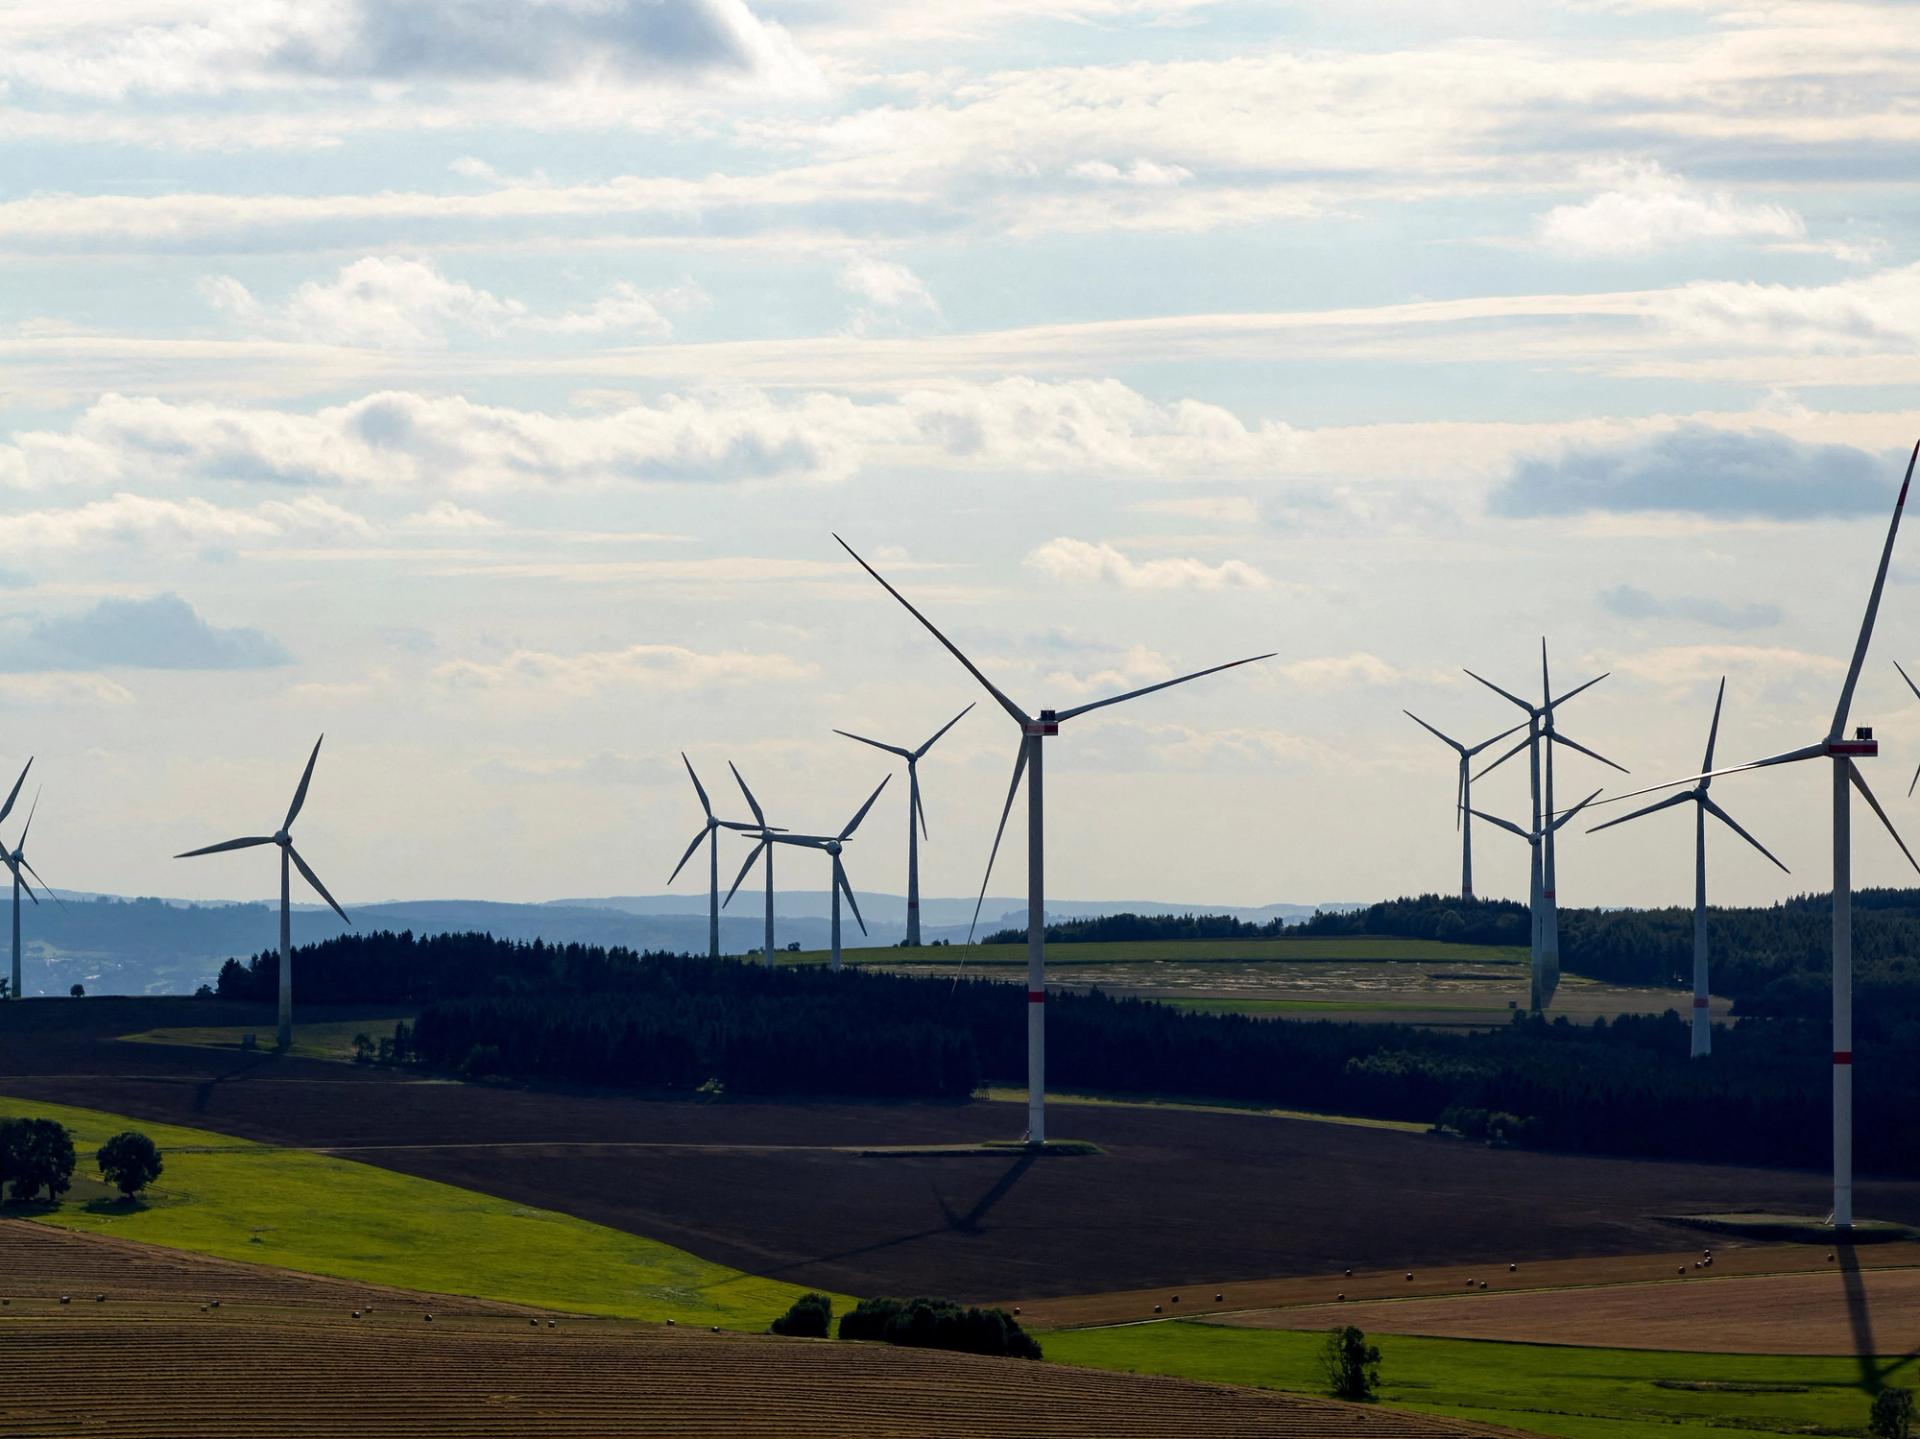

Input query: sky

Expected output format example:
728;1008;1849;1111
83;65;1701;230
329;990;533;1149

3;0;1920;915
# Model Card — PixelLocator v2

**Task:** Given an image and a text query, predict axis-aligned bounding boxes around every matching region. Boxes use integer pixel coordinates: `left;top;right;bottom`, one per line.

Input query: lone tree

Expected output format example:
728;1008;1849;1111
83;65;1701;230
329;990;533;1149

1320;1325;1382;1402
96;1131;163;1200
770;1293;833;1338
1873;1387;1915;1439
0;1118;77;1205
68;984;84;998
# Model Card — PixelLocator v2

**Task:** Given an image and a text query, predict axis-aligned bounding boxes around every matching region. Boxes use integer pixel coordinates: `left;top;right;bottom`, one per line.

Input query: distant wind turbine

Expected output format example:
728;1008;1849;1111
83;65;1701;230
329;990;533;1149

1588;440;1920;1230
1402;712;1523;900
176;736;351;1050
667;754;778;960
1470;787;1605;1009
1587;678;1787;1057
1469;643;1626;1009
835;534;1272;1147
833;704;973;945
722;764;781;963
0;762;37;1001
764;776;891;971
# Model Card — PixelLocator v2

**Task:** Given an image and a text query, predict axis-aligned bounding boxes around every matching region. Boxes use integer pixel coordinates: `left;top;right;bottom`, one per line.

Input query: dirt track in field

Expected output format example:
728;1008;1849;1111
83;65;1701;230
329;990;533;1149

1212;1261;1920;1357
0;1222;1527;1439
9;999;1920;1305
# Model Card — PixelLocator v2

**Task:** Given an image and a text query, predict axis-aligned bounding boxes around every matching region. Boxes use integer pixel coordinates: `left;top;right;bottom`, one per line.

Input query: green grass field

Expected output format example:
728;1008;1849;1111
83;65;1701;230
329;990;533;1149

121;1017;414;1063
1046;1320;1915;1439
0;1093;841;1330
786;936;1528;967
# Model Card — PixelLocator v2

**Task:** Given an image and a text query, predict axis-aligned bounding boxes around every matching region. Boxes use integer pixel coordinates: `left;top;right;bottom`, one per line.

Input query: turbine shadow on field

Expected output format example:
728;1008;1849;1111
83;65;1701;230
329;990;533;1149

188;1050;278;1114
937;1154;1036;1235
1834;1245;1919;1393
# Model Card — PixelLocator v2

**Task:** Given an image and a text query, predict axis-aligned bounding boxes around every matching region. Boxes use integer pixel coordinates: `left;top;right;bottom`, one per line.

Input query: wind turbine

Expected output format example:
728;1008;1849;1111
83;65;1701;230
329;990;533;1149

1590;440;1920;1230
1469;644;1626;1008
667;754;777;960
176;736;351;1050
835;534;1272;1147
1469;788;1605;1009
0;762;37;1000
1402;712;1524;900
722;764;781;963
764;777;890;971
1587;680;1787;1057
833;704;973;945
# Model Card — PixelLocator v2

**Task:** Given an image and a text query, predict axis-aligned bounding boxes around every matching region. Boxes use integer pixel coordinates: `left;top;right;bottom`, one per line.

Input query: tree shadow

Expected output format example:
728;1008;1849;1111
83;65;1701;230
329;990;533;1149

81;1194;149;1216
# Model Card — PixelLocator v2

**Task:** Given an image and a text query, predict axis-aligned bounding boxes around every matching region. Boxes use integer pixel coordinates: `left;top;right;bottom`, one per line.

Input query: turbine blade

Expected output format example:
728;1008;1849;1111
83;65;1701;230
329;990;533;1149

682;753;713;817
1549;730;1630;775
285;734;324;831
1548;670;1608;712
1053;652;1275;723
729;762;766;828
1472;733;1530;783
967;741;1029;943
667;826;709;884
1463;668;1535;715
19;856;66;911
1466;807;1532;842
1583;742;1828;810
1831;441;1920;741
13;862;36;906
1462;717;1528;758
1587;790;1692;834
1701;677;1726;783
175;835;276;859
1548;788;1606;833
1848;760;1920;876
287;845;350;925
913;775;930;841
915;701;975;758
834;536;1030;725
18;790;38;848
1701;796;1789;874
832;728;912;759
0;759;30;829
724;841;765;906
1403;709;1466;754
836;858;867;936
1455;758;1464;833
1911;758;1920;800
1898;657;1920;703
839;774;891;840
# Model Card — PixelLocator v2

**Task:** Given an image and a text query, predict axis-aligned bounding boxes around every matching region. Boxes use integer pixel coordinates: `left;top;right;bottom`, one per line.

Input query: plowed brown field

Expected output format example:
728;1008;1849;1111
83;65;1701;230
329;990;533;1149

0;1222;1529;1439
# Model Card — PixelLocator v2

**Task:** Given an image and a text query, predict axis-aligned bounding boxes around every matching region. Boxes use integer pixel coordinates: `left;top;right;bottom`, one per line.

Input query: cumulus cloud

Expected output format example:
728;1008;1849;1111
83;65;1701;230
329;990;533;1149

1607;643;1840;688
1598;584;1782;632
400;501;498;532
1653;262;1920;353
0;493;372;552
837;255;938;335
0;594;291;672
1025;537;1270;590
201;257;699;347
1536;161;1804;258
1492;426;1892;519
1070;158;1192;186
1269;653;1400;690
435;642;816;695
0;380;1310;491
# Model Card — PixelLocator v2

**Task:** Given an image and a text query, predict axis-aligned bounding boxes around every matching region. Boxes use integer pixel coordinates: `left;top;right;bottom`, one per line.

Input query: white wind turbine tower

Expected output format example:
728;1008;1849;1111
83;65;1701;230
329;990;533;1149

833;704;973;945
836;535;1272;1147
760;777;891;971
1591;441;1920;1231
722;763;783;963
1470;787;1605;1008
1587;679;1787;1058
176;736;352;1050
1402;712;1523;900
1469;645;1626;1008
668;754;778;960
0;763;41;1001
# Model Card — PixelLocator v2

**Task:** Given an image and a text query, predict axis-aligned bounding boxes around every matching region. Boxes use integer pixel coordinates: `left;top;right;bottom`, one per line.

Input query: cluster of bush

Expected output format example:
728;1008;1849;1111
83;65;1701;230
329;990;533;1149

0;1121;161;1206
769;1293;1040;1359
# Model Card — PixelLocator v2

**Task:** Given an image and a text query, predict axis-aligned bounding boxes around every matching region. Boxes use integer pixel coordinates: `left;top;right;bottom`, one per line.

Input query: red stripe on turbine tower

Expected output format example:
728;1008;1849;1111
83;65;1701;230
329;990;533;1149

1692;996;1709;1007
1835;1051;1854;1065
1027;991;1046;1003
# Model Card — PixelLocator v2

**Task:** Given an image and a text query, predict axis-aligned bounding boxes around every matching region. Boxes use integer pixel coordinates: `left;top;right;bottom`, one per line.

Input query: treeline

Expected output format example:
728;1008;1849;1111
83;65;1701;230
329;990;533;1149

238;930;1920;1173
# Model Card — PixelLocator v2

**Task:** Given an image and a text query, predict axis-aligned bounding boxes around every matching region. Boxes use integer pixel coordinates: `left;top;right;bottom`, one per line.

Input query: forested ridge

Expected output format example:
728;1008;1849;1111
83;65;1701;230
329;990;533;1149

216;928;1920;1174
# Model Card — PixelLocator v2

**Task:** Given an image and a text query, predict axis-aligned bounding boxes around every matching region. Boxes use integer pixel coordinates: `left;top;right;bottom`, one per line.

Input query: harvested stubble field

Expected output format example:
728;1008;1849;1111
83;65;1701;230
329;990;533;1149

10;999;1920;1306
0;1224;1525;1439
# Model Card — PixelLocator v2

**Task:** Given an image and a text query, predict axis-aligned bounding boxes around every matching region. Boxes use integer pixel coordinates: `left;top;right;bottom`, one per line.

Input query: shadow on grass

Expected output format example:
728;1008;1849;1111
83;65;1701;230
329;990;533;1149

81;1194;151;1216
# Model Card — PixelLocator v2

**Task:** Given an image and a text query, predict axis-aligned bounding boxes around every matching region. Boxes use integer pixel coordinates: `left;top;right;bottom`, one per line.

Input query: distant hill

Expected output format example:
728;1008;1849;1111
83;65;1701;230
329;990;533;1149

6;891;1363;998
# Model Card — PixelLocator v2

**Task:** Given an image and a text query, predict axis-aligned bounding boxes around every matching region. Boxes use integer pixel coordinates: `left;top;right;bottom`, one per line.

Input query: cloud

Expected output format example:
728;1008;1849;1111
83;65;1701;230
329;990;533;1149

400;501;498;532
1535;161;1804;257
0;493;373;553
1070;158;1192;187
1653;262;1920;353
0;673;134;706
1131;496;1260;525
1598;583;1782;632
201;257;699;347
1607;643;1841;688
1492;425;1892;519
1269;653;1400;690
837;254;939;334
0;594;291;672
434;642;816;695
1025;537;1270;590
